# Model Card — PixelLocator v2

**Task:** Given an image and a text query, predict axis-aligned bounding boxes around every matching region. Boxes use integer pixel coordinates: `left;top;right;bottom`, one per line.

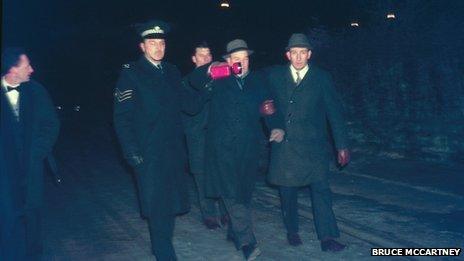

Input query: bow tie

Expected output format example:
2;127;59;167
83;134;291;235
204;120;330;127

6;85;20;92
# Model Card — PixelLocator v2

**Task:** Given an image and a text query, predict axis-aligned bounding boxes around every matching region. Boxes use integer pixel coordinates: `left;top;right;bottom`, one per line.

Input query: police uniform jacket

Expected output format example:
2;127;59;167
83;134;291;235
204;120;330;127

267;64;348;186
113;56;197;215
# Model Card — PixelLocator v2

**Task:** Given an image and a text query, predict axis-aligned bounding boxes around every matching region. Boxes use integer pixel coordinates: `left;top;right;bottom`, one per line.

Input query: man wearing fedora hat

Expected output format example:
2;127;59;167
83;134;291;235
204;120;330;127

266;33;350;252
198;39;284;260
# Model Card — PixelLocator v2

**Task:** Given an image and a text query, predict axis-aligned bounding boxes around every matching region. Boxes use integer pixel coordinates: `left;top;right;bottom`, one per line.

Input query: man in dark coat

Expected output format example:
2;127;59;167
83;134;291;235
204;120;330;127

203;39;285;260
1;97;26;260
267;34;350;251
182;41;228;230
0;47;60;260
113;21;204;260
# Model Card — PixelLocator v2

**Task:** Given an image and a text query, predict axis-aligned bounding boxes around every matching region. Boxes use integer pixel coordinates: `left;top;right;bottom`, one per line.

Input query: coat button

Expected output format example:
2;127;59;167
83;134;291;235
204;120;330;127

289;100;294;104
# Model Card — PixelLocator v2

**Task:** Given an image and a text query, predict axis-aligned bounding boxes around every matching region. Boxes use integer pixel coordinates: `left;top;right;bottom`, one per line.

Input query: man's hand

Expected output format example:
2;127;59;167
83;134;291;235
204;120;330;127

127;154;144;167
337;149;350;167
260;99;276;116
269;129;285;143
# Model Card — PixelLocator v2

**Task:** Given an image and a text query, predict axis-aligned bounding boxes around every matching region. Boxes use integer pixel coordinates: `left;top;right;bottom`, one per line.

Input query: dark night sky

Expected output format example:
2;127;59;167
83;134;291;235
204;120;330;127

3;0;357;65
2;0;462;107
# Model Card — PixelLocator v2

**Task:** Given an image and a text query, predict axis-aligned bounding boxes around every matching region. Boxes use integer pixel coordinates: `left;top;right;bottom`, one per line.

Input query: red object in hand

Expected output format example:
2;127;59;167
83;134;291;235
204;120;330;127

210;62;242;80
260;99;276;116
337;149;350;166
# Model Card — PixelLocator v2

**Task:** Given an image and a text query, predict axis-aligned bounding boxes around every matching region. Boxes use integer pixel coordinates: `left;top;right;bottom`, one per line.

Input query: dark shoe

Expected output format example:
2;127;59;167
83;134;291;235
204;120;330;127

320;239;346;252
287;233;302;246
220;214;230;226
203;217;220;230
242;243;261;261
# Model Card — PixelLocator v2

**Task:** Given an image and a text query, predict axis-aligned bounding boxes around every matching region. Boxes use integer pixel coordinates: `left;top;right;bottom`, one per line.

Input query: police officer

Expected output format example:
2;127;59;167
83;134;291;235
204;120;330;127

113;20;202;260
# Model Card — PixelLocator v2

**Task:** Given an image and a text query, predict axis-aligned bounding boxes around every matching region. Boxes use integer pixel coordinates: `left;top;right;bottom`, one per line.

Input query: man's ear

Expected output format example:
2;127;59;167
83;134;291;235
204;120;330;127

307;50;312;60
192;56;197;65
139;42;145;53
285;51;291;61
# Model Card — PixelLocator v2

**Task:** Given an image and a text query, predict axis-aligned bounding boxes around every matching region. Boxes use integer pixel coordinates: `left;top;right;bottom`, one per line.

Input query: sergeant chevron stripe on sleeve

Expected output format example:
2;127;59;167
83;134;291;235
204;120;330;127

114;88;133;102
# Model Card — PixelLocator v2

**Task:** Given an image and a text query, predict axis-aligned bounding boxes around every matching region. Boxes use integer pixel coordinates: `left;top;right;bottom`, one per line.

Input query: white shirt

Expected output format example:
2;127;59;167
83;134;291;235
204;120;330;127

1;77;20;118
289;64;309;84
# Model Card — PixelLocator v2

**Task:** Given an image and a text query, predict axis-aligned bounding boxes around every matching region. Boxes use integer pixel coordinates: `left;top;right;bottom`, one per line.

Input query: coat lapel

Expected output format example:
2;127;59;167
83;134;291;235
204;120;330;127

296;65;313;92
19;84;35;163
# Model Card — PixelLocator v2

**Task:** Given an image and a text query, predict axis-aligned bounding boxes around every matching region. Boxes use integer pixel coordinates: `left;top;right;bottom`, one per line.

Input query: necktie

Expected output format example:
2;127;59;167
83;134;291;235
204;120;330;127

235;77;244;90
295;71;302;86
156;64;164;74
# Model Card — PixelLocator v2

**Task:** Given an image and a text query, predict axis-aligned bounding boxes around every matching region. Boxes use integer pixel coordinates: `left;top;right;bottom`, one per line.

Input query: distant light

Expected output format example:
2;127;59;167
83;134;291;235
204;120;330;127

220;0;230;8
74;105;81;112
56;105;63;110
387;13;396;19
350;22;359;27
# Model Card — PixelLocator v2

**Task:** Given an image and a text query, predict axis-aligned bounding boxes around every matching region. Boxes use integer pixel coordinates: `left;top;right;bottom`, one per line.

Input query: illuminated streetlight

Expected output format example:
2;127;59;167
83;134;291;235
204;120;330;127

387;13;396;19
220;0;230;8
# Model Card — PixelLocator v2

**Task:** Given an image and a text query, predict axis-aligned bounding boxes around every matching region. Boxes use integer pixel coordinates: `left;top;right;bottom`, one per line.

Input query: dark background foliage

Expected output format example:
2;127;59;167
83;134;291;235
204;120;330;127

3;0;463;163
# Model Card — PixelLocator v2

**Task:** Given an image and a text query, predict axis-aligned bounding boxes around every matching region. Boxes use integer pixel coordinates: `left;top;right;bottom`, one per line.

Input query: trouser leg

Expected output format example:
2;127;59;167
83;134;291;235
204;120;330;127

1;212;27;260
279;186;299;234
218;199;227;217
221;198;256;249
309;179;340;239
193;173;218;219
25;208;42;260
134;169;149;219
148;210;176;261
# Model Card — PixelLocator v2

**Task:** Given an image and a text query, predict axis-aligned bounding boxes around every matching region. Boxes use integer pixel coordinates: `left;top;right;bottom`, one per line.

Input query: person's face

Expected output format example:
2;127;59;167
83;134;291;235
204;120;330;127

227;50;249;76
10;54;34;83
286;47;311;70
140;38;166;63
192;48;212;67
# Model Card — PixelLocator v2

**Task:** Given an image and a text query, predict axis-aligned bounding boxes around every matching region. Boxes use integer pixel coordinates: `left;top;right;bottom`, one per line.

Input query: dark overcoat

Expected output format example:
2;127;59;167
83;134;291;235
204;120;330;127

267;64;348;186
1;80;59;258
1;81;60;209
113;57;197;216
1;99;26;260
204;71;281;203
181;65;212;174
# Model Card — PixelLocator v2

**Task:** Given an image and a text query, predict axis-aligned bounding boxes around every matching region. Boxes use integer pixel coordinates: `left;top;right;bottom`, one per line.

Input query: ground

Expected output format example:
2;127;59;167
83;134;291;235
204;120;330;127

41;115;464;260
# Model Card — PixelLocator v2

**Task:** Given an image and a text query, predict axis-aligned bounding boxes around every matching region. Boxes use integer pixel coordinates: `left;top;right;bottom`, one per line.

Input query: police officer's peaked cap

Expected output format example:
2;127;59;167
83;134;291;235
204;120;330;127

135;20;170;40
286;33;313;51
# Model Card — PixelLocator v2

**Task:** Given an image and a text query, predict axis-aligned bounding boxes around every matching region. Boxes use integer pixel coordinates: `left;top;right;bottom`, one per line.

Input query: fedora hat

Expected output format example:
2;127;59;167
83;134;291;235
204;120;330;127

286;33;313;51
222;39;254;59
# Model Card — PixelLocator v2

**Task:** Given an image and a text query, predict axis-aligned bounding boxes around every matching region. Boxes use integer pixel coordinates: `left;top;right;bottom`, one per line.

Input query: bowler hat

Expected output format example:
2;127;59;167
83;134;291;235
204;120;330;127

222;39;254;59
286;33;313;51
